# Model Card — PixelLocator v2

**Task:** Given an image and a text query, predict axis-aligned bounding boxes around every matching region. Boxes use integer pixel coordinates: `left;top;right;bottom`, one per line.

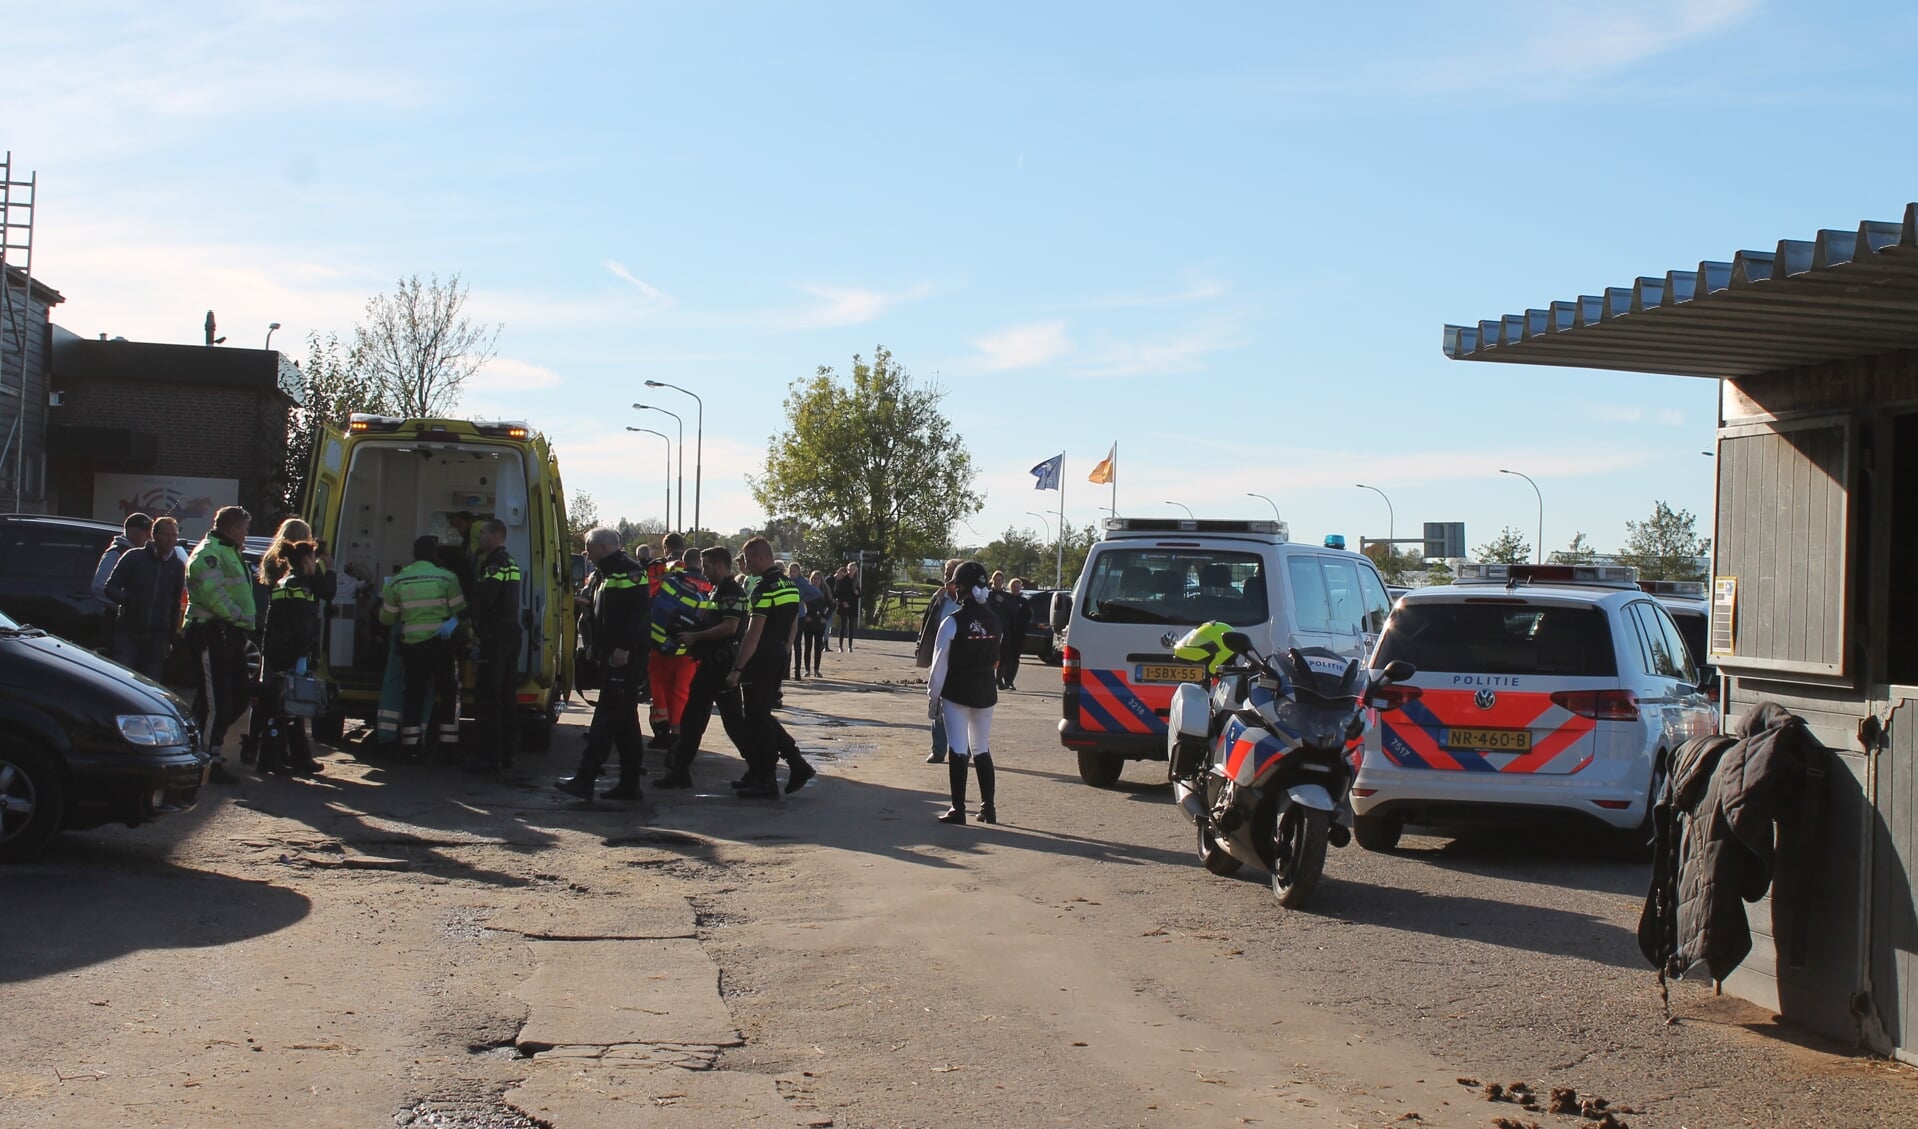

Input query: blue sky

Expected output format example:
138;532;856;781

15;1;1918;555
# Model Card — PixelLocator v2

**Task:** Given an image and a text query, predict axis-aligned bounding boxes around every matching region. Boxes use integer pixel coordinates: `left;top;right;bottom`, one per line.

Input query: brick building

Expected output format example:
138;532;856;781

47;331;300;534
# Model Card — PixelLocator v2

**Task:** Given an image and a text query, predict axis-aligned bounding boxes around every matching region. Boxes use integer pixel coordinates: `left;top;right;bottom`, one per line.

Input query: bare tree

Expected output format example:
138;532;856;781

354;273;500;418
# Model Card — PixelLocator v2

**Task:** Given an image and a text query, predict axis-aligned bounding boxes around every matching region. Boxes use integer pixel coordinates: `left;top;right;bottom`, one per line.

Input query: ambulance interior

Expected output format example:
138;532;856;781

325;441;537;678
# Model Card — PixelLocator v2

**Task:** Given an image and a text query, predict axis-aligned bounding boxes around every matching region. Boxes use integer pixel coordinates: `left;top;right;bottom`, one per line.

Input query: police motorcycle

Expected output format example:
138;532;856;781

1167;623;1414;909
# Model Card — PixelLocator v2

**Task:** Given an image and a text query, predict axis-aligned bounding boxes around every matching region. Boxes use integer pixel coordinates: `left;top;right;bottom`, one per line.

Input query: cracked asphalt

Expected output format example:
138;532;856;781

2;638;1915;1128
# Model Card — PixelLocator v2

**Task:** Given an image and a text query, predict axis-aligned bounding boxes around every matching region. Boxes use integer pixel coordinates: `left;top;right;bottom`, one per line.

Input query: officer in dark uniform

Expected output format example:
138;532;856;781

557;528;649;801
467;519;523;775
728;537;815;799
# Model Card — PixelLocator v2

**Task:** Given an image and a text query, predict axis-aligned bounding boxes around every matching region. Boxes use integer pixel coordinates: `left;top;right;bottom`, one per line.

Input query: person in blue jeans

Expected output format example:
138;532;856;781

913;558;963;763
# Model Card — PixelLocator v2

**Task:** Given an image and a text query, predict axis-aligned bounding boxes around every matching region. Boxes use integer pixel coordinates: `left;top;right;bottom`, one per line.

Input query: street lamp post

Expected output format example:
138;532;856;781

625;427;672;528
1026;510;1059;587
1354;483;1394;543
633;403;683;533
1246;492;1280;521
645;380;703;543
264;322;281;350
1499;468;1543;564
1164;501;1194;519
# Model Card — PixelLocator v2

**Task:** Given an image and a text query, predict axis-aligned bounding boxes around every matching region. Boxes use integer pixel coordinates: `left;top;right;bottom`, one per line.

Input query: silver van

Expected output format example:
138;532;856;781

1057;518;1392;786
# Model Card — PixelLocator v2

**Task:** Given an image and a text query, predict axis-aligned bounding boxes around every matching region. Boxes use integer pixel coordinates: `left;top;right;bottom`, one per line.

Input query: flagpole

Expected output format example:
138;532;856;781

1057;450;1066;588
1110;442;1118;518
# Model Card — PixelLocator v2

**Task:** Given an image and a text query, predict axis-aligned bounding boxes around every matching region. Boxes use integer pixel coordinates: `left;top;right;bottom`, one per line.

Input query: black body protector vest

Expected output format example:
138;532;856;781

942;600;1002;710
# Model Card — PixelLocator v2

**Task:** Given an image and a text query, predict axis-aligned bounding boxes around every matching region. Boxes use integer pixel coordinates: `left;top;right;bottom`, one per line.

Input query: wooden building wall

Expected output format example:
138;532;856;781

1718;351;1918;1059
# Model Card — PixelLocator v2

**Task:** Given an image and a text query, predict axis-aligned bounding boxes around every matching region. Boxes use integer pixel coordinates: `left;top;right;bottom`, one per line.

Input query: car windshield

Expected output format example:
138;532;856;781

1079;548;1268;627
0;607;18;631
1374;600;1618;677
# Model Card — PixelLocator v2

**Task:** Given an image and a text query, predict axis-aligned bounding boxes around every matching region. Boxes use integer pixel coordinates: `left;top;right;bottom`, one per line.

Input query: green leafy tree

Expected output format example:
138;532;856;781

1556;531;1598;565
281;331;398;513
1474;526;1533;564
979;522;1098;588
1423;559;1455;586
354;273;499;418
752;347;980;611
1618;500;1709;580
566;489;600;549
1364;543;1417;584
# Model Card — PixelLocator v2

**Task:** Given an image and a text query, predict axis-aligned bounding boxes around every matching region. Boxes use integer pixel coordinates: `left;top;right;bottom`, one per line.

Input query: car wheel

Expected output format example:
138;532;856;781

1615;760;1667;862
0;743;63;863
1076;749;1123;787
1353;813;1403;853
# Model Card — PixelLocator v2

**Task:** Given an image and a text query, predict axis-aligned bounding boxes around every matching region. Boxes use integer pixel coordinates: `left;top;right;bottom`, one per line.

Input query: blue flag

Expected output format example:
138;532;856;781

1030;453;1063;491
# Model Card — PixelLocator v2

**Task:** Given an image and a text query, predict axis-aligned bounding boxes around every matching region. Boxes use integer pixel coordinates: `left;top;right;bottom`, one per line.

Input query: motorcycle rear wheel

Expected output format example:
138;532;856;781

1270;805;1329;908
1198;817;1242;876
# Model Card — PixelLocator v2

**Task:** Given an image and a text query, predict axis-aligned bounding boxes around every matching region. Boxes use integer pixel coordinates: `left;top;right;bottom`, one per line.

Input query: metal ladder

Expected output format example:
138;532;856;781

0;152;37;512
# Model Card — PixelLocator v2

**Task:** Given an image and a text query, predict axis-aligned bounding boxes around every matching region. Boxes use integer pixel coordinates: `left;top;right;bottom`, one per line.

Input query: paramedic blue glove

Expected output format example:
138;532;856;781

294;658;307;676
436;618;458;640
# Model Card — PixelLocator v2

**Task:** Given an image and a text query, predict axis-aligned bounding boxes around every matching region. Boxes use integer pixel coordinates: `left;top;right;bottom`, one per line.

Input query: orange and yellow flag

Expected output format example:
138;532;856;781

1087;444;1116;485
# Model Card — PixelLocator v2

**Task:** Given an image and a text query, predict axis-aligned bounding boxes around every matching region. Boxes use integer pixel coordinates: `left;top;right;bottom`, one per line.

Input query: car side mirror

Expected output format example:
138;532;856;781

1695;667;1719;696
1221;630;1255;655
1380;660;1415;684
1049;592;1072;631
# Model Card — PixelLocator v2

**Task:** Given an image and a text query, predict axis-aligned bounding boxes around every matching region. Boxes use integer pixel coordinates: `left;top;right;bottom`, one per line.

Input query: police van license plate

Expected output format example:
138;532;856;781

1443;727;1531;752
1135;663;1205;683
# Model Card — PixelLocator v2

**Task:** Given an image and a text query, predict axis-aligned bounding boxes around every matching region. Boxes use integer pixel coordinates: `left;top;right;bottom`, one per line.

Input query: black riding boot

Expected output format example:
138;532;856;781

975;752;996;824
939;753;969;824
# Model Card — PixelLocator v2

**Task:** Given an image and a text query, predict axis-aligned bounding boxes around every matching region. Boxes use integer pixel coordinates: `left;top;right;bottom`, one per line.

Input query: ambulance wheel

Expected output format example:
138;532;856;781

1199;819;1242;876
1076;750;1123;787
519;713;555;754
310;712;345;745
1353;814;1403;853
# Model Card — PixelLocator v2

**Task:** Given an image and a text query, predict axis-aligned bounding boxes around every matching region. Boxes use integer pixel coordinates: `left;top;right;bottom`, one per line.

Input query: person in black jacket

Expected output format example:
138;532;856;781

466;519;523;775
251;540;325;776
104;515;187;680
926;560;1002;825
557;528;649;802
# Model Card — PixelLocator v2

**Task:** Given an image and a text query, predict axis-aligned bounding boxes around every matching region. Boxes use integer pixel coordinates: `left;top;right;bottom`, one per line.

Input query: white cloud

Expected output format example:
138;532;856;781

603;261;675;311
1071;326;1247;379
775;283;932;331
972;322;1073;370
1402;0;1760;94
468;357;563;393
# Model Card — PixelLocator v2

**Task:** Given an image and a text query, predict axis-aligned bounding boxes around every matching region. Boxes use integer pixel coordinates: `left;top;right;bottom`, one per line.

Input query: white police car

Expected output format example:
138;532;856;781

1351;564;1718;852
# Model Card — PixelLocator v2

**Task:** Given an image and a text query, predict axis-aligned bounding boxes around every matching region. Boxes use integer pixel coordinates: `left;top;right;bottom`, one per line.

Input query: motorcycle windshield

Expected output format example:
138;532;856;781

1269;696;1360;749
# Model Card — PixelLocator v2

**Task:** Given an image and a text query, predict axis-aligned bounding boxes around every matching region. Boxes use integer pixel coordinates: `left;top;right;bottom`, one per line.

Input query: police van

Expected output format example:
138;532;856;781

1057;517;1393;787
299;415;576;749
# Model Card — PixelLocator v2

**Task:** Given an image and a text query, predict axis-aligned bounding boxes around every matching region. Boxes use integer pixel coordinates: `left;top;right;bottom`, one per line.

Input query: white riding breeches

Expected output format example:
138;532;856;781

939;700;993;759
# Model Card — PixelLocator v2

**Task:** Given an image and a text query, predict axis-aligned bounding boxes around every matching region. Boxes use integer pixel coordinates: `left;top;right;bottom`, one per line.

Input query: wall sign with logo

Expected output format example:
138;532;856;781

93;473;240;540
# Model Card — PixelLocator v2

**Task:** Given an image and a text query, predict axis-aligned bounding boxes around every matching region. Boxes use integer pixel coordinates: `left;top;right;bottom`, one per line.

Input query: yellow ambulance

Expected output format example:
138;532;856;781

300;415;576;749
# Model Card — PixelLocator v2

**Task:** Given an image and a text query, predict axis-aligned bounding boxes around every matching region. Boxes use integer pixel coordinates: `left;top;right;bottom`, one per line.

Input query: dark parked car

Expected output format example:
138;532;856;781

0;514;124;650
0;604;209;861
1018;587;1064;664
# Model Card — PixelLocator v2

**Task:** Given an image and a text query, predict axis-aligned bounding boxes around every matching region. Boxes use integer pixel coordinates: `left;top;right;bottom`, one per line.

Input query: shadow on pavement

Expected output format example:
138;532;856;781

1306;868;1646;969
3;836;312;983
1396;827;1650;900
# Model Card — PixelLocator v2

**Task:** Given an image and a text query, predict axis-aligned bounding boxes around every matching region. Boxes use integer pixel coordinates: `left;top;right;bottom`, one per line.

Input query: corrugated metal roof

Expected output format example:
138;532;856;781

1442;204;1918;378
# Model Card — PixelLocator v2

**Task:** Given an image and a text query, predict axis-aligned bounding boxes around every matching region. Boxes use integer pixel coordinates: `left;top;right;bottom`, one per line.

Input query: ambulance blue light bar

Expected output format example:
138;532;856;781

1103;517;1289;541
1457;563;1640;588
1639;579;1707;599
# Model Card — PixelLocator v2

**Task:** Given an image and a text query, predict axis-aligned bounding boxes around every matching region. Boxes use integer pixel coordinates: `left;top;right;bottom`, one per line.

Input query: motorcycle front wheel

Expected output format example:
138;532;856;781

1198;816;1242;876
1270;804;1329;908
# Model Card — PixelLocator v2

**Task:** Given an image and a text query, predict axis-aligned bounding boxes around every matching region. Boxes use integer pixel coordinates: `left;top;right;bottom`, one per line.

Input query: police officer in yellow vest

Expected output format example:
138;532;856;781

185;505;256;759
466;520;523;775
380;535;468;762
